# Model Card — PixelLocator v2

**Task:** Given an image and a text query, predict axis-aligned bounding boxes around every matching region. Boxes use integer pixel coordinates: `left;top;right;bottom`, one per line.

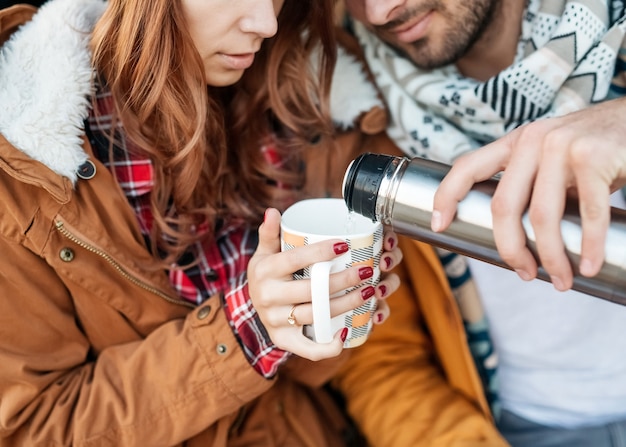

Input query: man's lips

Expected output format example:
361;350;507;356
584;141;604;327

220;53;256;70
392;11;434;43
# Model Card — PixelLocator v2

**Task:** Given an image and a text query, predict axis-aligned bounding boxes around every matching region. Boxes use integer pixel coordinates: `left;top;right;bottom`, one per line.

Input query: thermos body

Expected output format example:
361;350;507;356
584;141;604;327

342;153;626;306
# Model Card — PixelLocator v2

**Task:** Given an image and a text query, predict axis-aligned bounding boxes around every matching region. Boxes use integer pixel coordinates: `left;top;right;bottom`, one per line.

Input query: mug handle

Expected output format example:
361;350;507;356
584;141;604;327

310;260;334;343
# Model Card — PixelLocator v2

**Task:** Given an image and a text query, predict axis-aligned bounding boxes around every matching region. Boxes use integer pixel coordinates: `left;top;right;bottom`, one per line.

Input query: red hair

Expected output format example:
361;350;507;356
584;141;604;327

90;0;337;264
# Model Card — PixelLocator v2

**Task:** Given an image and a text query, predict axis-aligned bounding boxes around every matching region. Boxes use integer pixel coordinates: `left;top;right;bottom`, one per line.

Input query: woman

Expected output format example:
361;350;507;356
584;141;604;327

0;0;400;445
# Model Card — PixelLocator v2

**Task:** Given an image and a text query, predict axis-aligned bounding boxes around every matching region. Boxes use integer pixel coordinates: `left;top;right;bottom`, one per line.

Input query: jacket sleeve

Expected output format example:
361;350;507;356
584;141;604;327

331;239;509;447
0;235;275;446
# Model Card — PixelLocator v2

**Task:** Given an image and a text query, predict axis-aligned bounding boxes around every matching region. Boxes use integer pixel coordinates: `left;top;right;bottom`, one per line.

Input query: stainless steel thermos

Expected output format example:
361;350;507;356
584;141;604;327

342;152;626;306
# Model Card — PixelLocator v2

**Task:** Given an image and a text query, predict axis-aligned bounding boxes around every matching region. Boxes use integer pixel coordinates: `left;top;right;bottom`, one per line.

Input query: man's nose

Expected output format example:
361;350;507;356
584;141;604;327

364;0;406;26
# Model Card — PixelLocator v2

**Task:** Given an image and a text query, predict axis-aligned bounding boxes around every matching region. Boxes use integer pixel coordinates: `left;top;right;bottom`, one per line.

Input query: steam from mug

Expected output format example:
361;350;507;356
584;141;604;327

342;152;626;306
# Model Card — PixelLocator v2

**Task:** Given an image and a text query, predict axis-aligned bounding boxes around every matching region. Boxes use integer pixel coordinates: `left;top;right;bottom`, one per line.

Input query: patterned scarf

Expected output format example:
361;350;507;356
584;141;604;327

354;0;626;162
352;0;626;418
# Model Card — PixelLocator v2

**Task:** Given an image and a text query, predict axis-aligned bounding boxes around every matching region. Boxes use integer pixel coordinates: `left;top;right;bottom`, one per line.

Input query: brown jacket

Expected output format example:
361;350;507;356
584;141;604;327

0;3;353;446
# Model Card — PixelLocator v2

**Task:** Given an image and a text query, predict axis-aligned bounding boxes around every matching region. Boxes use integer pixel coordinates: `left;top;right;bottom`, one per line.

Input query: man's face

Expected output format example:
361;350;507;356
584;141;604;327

345;0;496;69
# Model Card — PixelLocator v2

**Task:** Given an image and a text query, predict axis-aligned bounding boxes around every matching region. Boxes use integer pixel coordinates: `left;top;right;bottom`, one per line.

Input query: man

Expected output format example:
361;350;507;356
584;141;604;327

337;1;626;446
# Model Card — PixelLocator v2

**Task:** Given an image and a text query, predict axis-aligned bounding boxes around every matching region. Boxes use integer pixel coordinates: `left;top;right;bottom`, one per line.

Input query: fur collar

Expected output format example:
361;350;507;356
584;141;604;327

0;0;381;184
0;0;106;184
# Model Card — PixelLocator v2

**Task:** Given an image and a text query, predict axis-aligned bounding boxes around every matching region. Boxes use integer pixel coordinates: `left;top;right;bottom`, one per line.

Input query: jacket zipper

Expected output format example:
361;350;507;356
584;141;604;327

55;220;194;309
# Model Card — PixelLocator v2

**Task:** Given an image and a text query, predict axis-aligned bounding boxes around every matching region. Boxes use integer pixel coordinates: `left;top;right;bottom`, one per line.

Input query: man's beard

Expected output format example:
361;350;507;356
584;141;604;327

375;0;498;70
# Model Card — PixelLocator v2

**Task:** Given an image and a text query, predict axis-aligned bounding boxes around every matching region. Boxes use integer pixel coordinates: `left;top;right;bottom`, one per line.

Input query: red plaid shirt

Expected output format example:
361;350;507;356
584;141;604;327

86;86;289;378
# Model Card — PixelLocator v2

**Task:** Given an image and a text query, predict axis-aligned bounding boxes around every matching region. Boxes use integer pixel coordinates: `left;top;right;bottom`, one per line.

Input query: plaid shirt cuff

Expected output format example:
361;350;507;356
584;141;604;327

223;273;290;378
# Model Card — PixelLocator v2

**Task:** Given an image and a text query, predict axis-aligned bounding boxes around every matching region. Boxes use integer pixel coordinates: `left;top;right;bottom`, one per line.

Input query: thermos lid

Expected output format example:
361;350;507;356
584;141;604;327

342;153;395;221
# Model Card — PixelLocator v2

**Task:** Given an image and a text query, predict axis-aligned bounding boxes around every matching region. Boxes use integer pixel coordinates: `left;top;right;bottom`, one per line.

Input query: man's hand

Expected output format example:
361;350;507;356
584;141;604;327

432;97;626;291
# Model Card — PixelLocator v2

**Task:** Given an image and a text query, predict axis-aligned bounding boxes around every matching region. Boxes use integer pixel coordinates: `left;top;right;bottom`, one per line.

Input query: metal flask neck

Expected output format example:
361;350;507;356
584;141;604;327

342;153;626;306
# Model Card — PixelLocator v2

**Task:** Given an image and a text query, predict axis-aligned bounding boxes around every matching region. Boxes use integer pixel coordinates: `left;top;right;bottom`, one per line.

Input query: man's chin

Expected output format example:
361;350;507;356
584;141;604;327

389;43;455;70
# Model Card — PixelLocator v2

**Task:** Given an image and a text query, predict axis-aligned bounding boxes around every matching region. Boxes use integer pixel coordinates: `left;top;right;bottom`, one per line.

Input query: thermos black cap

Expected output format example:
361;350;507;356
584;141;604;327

342;153;395;221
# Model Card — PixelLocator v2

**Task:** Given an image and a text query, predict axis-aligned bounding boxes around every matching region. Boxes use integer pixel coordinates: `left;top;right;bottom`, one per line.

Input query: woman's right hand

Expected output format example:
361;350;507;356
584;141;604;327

247;208;385;361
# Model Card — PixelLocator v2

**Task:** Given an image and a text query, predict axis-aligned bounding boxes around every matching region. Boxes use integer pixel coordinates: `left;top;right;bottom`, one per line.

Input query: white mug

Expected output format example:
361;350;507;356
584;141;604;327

280;198;383;348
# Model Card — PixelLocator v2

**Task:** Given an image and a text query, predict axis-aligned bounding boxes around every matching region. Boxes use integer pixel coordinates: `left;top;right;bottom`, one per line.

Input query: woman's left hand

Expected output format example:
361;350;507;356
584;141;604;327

371;228;402;325
248;208;402;361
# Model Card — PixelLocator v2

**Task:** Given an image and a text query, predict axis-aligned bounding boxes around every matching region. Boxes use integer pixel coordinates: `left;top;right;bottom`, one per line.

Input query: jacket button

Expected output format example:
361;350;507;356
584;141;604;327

197;305;211;320
216;344;227;355
76;160;96;180
59;248;75;262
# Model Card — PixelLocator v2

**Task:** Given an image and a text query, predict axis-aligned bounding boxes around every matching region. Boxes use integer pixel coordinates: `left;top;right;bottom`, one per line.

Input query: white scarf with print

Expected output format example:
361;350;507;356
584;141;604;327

353;0;626;163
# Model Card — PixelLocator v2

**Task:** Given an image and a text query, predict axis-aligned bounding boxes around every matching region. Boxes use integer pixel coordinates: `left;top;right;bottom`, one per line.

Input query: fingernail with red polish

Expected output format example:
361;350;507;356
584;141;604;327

358;267;373;280
378;284;387;297
377;313;384;323
388;237;395;249
384;257;392;269
333;242;349;254
340;328;348;342
361;286;375;300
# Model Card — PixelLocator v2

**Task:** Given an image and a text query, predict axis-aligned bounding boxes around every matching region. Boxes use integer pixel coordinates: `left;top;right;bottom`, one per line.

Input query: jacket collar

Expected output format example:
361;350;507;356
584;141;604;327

0;0;106;185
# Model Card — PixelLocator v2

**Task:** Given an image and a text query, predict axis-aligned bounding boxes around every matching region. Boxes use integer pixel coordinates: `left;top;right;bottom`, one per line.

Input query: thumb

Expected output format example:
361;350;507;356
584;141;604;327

256;208;282;256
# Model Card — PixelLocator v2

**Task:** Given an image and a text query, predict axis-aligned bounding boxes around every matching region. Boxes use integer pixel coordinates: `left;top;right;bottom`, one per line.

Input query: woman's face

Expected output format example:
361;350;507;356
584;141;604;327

182;0;286;86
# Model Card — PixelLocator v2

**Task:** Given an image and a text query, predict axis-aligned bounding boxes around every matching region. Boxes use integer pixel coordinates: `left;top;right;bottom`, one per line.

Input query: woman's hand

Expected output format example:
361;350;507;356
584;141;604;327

247;208;401;361
432;98;626;291
371;229;402;325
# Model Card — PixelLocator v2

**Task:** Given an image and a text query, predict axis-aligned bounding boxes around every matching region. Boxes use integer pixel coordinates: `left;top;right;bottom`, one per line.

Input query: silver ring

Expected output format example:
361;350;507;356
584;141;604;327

287;305;298;326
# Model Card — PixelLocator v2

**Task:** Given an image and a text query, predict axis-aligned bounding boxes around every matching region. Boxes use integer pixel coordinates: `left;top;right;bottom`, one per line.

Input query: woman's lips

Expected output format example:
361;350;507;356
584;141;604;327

393;11;434;43
220;53;255;70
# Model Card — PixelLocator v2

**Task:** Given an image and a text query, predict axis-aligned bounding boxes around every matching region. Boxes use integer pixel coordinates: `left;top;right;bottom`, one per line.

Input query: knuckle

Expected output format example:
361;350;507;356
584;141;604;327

528;204;552;228
452;153;473;170
540;255;562;275
568;140;595;168
490;194;515;219
266;313;284;328
258;313;276;329
518;122;568;157
253;291;273;310
250;263;270;283
542;126;568;148
283;250;305;274
498;245;521;264
580;202;605;222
